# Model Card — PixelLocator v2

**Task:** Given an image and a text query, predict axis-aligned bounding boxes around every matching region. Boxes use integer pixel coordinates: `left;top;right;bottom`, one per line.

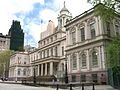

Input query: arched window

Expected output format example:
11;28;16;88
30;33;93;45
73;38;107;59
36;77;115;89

92;51;98;66
88;18;96;39
72;53;77;69
18;69;21;75
80;27;85;41
27;69;30;76
90;23;96;39
23;69;26;76
81;53;87;67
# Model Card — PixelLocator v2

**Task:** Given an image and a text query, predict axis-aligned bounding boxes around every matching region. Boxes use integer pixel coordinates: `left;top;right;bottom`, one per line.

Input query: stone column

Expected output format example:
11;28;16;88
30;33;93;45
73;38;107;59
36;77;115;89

101;45;105;69
84;21;88;40
41;64;43;76
95;17;100;36
45;63;47;75
98;46;102;69
66;30;68;45
75;26;78;43
50;62;53;75
37;65;40;76
76;52;79;71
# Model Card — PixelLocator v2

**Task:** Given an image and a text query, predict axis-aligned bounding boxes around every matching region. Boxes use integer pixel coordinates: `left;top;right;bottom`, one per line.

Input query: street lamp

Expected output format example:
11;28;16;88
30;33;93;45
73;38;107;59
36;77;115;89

33;55;36;85
64;55;68;84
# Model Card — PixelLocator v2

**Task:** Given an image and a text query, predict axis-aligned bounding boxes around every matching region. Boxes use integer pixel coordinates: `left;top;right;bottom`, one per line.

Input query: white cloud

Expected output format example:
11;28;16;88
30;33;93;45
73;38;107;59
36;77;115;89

0;0;93;47
40;8;58;26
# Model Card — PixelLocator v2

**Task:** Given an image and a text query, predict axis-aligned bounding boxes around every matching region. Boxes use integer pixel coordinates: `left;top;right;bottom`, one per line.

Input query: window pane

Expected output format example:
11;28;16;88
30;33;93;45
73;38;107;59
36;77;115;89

90;23;96;39
106;22;111;37
72;53;77;69
81;74;86;82
92;74;98;83
80;28;85;41
82;54;86;67
72;31;76;44
92;51;98;66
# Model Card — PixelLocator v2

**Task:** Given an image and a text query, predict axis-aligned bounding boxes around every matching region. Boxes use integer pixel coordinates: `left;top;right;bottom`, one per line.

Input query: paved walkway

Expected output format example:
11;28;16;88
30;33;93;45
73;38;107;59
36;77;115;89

64;85;118;90
0;80;118;90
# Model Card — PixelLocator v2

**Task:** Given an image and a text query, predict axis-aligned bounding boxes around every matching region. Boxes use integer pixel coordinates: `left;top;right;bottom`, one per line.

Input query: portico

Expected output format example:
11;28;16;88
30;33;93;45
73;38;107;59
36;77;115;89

33;60;59;77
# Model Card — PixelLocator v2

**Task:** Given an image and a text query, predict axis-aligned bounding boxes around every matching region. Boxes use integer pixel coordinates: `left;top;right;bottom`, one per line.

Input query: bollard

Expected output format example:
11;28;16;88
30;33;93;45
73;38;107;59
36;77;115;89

82;84;84;90
56;84;59;90
92;83;95;90
70;84;72;90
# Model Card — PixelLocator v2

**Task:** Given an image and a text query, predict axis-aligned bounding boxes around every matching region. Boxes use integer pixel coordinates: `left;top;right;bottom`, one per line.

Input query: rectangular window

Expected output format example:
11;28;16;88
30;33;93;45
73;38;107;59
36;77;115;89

81;54;87;67
72;75;76;82
40;52;42;59
106;22;111;37
47;39;49;44
47;49;49;57
90;23;96;39
55;35;57;40
81;74;86;82
92;74;98;83
55;46;58;56
51;37;53;42
62;46;64;56
80;28;85;41
72;54;77;69
51;48;53;56
72;31;76;44
43;51;45;58
44;41;45;45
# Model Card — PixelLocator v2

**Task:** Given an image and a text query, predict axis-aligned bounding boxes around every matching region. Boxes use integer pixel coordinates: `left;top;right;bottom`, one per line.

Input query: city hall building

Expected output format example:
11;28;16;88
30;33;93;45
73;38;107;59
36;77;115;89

9;3;120;84
65;7;120;83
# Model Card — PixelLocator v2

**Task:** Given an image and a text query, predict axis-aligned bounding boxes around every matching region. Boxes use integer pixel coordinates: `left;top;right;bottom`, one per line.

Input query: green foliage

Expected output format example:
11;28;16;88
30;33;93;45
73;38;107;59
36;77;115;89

87;0;120;22
0;50;14;76
106;36;120;75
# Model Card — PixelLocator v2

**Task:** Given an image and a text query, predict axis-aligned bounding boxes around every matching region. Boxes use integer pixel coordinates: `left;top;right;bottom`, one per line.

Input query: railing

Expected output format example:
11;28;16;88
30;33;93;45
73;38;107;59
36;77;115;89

22;79;96;90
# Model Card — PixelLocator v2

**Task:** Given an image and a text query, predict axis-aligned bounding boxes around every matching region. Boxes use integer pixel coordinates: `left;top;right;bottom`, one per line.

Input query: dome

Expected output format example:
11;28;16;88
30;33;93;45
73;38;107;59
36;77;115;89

60;1;69;13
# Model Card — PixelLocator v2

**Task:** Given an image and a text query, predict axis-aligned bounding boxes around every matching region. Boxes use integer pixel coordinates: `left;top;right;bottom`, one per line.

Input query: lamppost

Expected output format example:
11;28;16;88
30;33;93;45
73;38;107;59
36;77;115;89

33;55;36;85
64;55;68;84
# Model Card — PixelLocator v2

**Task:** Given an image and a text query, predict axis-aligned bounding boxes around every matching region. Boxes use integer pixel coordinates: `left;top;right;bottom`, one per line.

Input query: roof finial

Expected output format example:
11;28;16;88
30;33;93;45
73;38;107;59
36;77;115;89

64;1;66;8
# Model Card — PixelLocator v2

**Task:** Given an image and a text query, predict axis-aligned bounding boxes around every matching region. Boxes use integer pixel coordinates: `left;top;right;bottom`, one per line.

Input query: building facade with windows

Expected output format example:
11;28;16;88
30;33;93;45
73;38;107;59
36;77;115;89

65;6;120;84
9;52;30;81
8;3;120;84
9;2;72;82
8;20;24;51
29;2;72;81
0;33;10;52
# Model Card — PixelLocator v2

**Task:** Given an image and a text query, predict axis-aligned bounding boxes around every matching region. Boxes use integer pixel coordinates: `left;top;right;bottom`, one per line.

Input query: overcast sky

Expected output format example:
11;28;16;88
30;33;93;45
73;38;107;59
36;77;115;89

0;0;92;47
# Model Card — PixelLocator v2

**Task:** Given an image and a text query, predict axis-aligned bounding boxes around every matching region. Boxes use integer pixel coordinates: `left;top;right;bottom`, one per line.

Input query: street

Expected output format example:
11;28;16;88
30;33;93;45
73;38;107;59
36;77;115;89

0;83;56;90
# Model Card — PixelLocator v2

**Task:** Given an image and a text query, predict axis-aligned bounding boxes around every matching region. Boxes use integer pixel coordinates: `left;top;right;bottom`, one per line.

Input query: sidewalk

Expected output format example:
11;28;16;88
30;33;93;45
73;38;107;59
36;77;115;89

0;80;22;84
69;85;119;90
0;80;118;90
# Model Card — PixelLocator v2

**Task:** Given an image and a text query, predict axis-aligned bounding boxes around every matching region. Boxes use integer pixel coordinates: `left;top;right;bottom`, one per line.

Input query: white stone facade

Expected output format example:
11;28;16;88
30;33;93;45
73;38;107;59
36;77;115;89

65;8;120;83
8;3;120;84
0;33;10;52
9;52;30;81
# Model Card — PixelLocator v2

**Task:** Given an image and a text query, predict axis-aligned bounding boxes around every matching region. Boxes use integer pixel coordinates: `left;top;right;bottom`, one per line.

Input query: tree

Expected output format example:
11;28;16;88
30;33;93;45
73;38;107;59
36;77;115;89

87;0;120;22
106;36;120;75
0;50;14;77
88;1;120;87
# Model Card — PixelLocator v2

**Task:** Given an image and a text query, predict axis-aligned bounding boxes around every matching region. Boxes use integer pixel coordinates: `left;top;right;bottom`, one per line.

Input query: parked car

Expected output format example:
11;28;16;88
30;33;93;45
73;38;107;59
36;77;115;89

1;77;8;81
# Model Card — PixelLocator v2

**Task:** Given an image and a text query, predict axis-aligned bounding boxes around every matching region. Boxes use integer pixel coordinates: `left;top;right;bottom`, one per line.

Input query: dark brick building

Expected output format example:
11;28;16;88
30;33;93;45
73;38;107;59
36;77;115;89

8;20;24;51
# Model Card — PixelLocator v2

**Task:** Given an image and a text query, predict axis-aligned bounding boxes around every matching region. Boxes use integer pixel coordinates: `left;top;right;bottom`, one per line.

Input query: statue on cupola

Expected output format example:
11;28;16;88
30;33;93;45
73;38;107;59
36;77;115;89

57;1;72;31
